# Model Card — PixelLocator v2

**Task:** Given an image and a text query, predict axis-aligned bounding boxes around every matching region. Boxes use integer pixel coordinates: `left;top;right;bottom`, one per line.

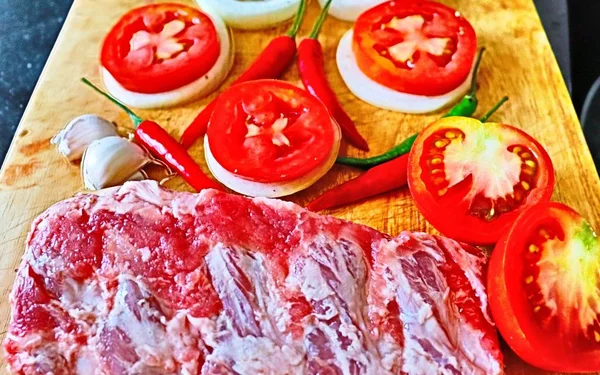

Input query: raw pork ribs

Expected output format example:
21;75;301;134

4;181;503;374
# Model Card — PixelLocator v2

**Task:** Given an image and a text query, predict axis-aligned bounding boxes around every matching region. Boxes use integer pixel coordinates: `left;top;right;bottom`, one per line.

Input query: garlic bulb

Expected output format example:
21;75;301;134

52;114;118;161
81;136;151;190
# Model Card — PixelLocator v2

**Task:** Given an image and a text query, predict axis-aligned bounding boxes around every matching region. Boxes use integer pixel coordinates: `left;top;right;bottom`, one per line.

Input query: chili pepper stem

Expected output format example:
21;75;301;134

467;47;485;98
81;78;144;127
441;48;485;118
286;0;307;38
480;96;509;122
309;0;333;39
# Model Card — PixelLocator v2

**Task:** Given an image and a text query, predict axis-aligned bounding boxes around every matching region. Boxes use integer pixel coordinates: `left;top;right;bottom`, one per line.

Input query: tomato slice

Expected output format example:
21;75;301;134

488;202;600;372
101;3;221;94
353;1;477;96
207;80;338;183
407;117;555;245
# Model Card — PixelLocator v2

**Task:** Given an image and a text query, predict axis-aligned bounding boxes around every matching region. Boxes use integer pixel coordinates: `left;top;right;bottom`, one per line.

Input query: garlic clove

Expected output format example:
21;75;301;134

52;114;118;162
81;136;151;190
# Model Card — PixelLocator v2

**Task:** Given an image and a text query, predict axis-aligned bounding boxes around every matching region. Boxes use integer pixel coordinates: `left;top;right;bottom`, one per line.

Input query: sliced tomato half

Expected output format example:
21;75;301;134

207;80;338;183
353;0;477;96
488;202;600;372
101;3;221;93
407;116;555;245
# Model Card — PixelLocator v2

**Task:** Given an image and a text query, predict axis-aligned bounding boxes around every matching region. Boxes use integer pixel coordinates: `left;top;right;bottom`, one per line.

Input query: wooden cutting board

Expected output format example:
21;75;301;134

0;0;597;373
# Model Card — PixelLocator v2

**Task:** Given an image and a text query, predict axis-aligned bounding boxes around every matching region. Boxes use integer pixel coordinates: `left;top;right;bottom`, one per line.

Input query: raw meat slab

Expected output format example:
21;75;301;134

4;181;503;374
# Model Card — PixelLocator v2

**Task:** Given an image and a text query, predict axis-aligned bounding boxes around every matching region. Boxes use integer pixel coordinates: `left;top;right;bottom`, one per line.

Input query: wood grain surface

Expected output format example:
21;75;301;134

0;0;597;373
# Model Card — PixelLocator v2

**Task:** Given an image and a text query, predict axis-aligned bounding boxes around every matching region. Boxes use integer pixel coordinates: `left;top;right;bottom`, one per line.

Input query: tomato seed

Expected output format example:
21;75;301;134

527;290;543;302
525;160;536;168
539;228;552;239
525;275;534;284
521;181;530;190
431;158;442;165
529;244;539;253
535;305;554;324
435;139;449;148
433;177;446;186
522;167;536;176
514;190;523;202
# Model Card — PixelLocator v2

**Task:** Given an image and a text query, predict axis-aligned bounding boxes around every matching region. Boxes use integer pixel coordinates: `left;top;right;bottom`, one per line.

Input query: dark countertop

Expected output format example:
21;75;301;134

0;0;73;165
0;0;579;167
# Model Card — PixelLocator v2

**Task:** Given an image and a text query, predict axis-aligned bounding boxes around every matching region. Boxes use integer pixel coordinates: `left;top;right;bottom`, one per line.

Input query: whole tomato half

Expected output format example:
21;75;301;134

488;202;600;372
407;116;555;245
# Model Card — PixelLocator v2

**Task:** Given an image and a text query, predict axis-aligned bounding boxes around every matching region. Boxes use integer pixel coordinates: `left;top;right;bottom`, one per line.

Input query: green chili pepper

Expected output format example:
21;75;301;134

337;95;509;170
337;48;487;169
335;134;418;169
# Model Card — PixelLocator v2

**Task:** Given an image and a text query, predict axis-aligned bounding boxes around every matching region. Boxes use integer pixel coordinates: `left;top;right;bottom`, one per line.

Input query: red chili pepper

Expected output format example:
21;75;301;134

180;0;307;149
82;78;221;191
306;154;408;211
134;121;221;190
298;0;369;152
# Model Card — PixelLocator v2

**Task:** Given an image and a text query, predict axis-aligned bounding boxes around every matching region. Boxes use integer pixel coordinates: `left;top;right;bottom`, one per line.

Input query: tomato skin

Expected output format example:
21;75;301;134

207;80;338;183
488;203;600;372
101;3;221;94
353;0;477;96
408;117;555;245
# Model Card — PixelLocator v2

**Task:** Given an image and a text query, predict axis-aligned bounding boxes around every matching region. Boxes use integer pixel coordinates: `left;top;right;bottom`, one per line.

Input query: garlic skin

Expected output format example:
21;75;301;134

126;170;149;182
52;114;118;161
81;136;151;190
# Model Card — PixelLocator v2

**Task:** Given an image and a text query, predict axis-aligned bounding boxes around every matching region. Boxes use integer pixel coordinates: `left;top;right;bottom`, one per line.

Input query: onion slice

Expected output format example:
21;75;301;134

204;120;341;198
195;0;301;30
336;30;475;114
318;0;387;21
101;9;233;109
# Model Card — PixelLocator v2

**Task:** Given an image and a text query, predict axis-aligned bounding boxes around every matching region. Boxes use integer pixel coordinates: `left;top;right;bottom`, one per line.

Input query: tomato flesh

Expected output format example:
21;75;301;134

207;80;338;183
353;1;477;96
408;117;555;245
488;202;600;372
101;3;220;93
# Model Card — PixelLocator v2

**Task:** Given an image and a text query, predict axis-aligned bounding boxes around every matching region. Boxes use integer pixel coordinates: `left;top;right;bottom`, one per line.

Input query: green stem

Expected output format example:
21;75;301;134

81;78;144;127
336;133;418;169
468;47;485;97
287;0;307;38
480;96;509;122
441;47;486;118
310;0;333;39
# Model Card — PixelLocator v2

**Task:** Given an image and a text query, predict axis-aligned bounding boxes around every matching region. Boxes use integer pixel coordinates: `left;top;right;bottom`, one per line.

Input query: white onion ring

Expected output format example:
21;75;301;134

195;0;301;30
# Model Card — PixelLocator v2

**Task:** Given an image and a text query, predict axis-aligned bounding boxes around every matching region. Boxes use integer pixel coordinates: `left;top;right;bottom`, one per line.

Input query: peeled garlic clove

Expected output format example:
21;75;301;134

52;114;118;161
81;136;151;190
